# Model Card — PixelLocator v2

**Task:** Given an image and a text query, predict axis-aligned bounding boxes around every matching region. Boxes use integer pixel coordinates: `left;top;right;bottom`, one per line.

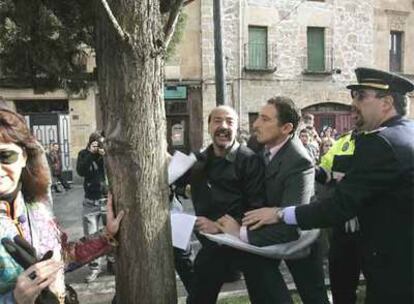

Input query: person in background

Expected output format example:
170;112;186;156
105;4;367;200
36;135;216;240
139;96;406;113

47;142;71;192
331;128;338;140
299;128;319;163
76;131;111;283
0;107;124;303
302;113;322;146
319;137;335;159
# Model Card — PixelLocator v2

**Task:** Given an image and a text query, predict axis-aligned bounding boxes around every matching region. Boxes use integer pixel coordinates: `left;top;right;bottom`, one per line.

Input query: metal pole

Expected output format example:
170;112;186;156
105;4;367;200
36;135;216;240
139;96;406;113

213;0;226;105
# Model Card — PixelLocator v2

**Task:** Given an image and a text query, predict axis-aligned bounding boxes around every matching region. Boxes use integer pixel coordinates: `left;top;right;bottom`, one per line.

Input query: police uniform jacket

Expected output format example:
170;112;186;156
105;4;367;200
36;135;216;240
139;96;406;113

295;116;414;303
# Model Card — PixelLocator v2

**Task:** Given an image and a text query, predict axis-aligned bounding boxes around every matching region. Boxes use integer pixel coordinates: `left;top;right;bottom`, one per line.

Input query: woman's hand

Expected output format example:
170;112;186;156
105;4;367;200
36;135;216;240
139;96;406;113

13;259;63;304
106;193;125;237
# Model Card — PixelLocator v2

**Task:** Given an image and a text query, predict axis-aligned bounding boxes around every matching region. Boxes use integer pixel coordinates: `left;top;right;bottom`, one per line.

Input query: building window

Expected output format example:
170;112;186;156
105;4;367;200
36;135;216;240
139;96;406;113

307;27;325;72
390;31;403;72
247;26;268;70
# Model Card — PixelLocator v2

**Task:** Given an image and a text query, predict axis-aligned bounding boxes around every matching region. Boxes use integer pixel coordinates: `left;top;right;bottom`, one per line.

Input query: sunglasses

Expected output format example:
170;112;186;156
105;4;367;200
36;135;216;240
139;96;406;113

351;89;389;100
0;150;20;165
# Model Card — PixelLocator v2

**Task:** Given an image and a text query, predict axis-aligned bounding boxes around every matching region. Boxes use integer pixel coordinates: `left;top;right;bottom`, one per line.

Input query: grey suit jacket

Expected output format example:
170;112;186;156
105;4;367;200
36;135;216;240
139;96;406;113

247;135;315;246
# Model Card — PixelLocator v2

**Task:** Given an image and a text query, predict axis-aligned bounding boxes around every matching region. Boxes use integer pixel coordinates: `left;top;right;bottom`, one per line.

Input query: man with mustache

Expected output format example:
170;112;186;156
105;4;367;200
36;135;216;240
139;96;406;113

242;67;414;304
181;105;294;304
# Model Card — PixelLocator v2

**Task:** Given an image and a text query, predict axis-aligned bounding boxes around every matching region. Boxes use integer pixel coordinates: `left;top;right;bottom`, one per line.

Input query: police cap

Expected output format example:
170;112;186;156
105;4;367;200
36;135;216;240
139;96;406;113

346;67;414;94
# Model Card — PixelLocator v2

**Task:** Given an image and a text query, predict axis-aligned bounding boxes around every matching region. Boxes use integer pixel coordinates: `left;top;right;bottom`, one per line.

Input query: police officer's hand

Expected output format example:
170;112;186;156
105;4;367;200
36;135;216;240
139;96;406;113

216;215;241;238
13;259;63;304
195;217;220;234
242;207;279;230
106;193;126;237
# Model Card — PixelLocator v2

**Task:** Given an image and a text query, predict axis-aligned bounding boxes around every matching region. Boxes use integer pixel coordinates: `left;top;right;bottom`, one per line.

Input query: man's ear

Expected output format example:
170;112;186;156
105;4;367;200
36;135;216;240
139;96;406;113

282;123;294;135
382;95;395;112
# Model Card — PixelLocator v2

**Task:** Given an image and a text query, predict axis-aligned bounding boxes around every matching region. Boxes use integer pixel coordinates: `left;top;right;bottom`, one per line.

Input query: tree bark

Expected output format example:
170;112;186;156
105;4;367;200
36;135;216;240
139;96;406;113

95;1;176;303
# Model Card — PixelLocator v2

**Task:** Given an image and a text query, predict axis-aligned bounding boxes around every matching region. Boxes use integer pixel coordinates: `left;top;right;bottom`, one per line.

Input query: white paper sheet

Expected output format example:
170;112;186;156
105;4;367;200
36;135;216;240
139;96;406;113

168;151;197;185
171;213;197;250
202;229;320;259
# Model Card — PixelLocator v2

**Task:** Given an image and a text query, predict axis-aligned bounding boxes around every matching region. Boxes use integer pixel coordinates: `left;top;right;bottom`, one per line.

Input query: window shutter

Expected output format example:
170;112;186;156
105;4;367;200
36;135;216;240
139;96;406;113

248;27;267;69
307;27;325;72
390;31;403;72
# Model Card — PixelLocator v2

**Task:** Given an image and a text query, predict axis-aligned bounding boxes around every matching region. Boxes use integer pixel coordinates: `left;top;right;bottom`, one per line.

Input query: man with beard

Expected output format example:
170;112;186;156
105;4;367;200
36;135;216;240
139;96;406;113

181;105;294;304
242;67;414;304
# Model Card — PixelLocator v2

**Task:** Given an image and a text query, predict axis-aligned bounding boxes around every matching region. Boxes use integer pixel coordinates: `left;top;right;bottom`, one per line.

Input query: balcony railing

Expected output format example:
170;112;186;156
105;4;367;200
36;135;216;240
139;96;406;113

302;47;333;74
244;43;277;72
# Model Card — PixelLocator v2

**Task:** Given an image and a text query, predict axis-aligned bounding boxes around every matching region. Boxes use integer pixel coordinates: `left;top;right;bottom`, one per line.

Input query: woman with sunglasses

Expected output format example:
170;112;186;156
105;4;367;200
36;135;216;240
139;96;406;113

0;108;124;304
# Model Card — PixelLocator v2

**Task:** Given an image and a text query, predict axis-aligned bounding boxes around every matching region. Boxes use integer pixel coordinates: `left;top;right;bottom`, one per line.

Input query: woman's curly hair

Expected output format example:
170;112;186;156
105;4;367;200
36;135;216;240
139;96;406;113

0;107;51;202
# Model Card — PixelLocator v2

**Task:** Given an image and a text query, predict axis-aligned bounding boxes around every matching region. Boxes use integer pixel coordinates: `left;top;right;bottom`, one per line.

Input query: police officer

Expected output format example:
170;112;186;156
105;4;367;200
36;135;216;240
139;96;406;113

317;130;362;304
243;67;414;304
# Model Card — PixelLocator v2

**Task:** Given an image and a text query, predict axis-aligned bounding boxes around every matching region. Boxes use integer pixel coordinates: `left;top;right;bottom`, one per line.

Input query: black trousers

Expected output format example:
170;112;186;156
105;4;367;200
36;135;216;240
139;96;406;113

174;247;195;296
328;228;362;304
286;237;330;304
188;242;292;304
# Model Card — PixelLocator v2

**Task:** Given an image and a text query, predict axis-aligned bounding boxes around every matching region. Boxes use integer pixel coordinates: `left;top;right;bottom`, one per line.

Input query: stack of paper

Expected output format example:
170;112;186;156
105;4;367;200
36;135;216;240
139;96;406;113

171;213;197;250
168;151;197;185
202;229;320;260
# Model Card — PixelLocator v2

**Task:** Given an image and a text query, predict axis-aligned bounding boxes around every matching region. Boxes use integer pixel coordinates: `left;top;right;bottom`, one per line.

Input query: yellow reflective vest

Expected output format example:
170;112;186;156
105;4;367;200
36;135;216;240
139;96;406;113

320;132;355;182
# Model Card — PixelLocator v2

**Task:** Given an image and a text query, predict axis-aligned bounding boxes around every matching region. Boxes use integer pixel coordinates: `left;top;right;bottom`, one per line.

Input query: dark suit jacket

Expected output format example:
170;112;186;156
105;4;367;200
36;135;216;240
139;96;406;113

248;136;315;246
295;116;413;303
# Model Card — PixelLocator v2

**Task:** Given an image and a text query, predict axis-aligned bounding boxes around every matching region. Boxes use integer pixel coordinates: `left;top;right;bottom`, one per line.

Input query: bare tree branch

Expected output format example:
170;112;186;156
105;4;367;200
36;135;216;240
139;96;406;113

164;0;185;48
99;0;131;44
183;0;196;6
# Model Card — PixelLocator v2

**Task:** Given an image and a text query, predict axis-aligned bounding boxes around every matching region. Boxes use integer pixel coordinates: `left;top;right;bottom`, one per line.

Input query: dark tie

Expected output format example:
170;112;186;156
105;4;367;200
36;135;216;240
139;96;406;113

264;149;271;166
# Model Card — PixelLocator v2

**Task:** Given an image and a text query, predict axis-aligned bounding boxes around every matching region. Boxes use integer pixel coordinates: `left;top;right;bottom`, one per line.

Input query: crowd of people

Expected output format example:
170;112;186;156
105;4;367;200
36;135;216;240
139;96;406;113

0;66;412;304
297;114;347;166
173;67;413;304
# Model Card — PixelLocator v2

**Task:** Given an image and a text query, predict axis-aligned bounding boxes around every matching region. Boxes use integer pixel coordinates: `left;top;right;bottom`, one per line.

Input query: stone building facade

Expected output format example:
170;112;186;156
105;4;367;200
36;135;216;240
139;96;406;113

165;1;204;153
0;0;412;174
168;0;414;146
0;49;98;181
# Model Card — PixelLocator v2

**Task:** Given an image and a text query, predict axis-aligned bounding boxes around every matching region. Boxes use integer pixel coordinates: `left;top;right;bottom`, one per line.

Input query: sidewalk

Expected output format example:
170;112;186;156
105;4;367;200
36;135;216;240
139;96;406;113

53;185;331;303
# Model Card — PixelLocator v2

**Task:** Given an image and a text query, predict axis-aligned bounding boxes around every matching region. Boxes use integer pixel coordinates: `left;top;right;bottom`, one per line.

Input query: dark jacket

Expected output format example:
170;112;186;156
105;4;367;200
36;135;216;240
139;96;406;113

76;149;107;200
47;150;62;176
184;142;266;222
295;116;414;303
248;136;313;246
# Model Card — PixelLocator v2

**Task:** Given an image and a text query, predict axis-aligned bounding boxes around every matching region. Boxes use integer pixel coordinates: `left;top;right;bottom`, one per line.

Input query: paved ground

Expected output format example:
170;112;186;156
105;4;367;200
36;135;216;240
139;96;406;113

53;185;331;303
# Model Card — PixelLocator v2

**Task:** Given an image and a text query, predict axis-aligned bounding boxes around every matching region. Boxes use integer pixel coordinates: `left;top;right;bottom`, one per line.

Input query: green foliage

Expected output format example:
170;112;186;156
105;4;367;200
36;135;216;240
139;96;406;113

0;0;95;93
166;11;187;61
0;0;186;93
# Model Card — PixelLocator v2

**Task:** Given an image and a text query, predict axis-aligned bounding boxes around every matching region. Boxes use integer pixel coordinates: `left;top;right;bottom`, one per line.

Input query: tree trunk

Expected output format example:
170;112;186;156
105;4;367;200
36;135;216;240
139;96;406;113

95;1;176;303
